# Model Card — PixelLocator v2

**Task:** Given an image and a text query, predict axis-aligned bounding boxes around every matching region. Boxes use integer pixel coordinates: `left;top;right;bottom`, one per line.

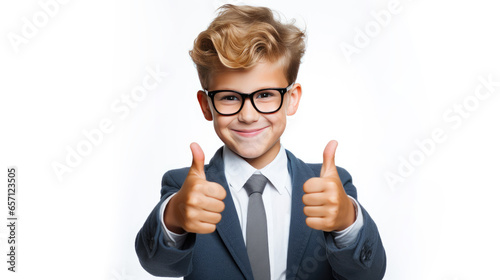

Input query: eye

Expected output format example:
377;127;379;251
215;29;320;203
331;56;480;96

220;95;239;101
256;91;275;99
216;92;241;103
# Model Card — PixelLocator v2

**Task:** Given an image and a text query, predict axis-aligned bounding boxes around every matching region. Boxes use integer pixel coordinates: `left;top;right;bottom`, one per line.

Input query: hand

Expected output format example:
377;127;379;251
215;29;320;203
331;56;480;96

302;140;356;232
164;142;227;234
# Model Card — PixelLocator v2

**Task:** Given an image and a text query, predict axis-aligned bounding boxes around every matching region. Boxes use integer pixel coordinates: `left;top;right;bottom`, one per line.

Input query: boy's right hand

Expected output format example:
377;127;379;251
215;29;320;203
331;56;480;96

164;142;227;234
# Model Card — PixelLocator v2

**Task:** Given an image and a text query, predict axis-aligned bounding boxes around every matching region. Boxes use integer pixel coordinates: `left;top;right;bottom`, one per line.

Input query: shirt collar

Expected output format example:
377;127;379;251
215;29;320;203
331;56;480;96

223;145;290;195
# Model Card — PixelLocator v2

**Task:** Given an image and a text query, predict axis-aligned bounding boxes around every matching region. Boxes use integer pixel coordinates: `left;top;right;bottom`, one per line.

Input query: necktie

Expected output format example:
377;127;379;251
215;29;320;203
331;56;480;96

243;173;271;280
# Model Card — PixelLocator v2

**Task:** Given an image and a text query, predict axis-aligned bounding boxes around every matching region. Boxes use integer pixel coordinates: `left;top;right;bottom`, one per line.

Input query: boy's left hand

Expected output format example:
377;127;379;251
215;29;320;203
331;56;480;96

302;140;356;232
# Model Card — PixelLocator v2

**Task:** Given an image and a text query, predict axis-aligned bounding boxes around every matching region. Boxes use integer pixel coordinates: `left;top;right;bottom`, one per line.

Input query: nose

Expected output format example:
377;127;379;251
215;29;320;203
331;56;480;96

237;98;259;123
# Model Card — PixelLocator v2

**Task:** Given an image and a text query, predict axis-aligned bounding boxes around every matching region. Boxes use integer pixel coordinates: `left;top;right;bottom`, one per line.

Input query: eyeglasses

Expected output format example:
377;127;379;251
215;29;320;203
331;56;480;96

203;84;294;116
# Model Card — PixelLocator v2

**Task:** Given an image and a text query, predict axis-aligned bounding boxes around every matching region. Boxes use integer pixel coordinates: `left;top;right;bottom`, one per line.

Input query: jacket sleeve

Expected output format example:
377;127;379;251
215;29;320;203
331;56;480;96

135;168;197;277
325;167;386;280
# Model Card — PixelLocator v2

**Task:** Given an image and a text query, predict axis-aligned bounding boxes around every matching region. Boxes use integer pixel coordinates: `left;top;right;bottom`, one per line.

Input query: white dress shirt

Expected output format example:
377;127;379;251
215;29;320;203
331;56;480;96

160;144;364;280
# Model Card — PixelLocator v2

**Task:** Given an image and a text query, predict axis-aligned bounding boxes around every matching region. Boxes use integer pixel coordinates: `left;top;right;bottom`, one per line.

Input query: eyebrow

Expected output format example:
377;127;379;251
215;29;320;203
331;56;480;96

208;85;285;92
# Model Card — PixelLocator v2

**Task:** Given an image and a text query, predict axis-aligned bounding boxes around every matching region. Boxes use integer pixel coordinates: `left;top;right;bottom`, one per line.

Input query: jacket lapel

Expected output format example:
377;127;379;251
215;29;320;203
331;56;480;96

285;150;316;279
206;148;253;280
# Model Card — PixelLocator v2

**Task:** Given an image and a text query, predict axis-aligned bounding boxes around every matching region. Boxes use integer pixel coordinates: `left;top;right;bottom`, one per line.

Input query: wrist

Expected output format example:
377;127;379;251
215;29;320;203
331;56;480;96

164;195;186;234
336;199;356;231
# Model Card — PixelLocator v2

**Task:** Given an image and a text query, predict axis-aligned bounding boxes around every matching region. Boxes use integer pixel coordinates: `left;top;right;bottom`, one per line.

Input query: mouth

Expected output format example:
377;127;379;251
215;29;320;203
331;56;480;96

232;126;269;137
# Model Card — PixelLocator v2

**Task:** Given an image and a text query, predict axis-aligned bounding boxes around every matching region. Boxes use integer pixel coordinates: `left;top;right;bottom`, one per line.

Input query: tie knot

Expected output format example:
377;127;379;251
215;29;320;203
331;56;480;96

243;173;267;196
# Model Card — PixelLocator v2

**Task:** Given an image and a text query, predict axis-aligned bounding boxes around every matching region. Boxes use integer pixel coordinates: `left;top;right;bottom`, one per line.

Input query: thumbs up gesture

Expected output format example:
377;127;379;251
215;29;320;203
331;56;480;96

303;140;356;232
164;142;227;234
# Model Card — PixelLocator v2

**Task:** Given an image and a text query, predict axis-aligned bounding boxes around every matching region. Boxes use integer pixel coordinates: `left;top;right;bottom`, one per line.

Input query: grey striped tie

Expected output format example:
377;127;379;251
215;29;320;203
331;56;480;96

243;173;271;280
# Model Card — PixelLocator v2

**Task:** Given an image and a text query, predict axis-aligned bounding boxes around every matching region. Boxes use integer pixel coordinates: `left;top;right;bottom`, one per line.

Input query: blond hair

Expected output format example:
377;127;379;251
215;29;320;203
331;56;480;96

189;4;306;89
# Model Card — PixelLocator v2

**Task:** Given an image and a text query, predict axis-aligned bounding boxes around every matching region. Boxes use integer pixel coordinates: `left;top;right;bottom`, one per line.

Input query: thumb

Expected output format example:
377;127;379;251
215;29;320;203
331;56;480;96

189;142;206;178
320;140;339;178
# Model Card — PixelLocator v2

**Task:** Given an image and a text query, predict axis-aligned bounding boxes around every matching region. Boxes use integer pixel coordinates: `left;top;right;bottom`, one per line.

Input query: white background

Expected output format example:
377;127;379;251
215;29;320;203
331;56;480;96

1;0;500;279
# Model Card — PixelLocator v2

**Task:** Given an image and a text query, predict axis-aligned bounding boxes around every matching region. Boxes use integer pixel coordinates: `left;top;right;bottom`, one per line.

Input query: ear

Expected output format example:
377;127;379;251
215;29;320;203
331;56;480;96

285;83;302;116
197;91;213;121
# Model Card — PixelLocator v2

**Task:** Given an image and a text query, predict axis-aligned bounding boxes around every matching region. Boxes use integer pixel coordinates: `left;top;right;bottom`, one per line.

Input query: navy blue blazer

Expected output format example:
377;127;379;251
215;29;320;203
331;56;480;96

136;147;386;279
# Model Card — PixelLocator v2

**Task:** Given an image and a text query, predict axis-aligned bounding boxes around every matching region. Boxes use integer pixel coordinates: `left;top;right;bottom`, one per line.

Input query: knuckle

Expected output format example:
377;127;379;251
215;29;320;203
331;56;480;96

220;187;227;199
218;201;226;212
303;194;312;205
192;181;203;192
204;224;216;233
214;213;222;223
184;210;193;221
306;218;318;230
186;195;199;206
185;209;198;221
326;194;338;205
209;224;217;233
305;217;312;227
325;179;336;189
186;196;198;206
303;181;311;192
327;207;338;217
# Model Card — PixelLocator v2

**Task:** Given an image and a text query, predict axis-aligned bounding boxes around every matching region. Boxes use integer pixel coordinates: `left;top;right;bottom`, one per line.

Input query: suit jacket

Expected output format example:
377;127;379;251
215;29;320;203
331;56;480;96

135;147;386;279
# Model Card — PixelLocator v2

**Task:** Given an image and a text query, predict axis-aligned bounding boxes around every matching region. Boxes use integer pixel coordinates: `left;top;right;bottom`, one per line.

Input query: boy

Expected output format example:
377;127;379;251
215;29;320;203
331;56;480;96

136;4;386;280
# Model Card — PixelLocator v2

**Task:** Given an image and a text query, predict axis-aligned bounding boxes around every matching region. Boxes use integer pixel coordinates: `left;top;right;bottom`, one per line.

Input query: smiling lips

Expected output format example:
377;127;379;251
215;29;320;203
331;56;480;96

232;126;269;137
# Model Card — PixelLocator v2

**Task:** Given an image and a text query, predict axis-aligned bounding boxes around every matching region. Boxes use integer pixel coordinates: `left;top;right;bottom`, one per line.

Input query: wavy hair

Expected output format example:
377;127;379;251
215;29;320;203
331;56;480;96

189;4;306;89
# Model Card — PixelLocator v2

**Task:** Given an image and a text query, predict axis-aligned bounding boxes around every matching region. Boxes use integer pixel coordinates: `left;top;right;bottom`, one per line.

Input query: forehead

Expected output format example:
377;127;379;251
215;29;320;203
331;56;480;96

208;60;287;91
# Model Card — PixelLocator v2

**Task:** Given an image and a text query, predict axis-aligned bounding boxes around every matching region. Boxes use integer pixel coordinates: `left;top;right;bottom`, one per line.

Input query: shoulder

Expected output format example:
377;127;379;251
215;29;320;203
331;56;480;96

161;146;224;187
161;166;191;188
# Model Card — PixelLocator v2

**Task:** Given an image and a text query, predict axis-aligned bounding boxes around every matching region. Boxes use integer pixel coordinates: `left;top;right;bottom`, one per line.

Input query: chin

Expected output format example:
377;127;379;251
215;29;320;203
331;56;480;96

234;146;265;160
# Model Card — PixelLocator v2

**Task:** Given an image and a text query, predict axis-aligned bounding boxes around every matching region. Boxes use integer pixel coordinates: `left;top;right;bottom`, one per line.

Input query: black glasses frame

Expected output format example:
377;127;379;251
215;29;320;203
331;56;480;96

203;84;294;116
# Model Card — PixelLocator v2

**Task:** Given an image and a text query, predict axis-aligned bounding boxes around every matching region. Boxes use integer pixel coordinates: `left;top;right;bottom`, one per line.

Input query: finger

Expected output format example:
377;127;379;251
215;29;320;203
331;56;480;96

305;217;326;231
199;211;223;225
190;142;206;178
320;140;340;178
201;197;226;213
204;182;227;200
188;222;217;234
302;193;326;206
303;177;326;193
303;206;327;217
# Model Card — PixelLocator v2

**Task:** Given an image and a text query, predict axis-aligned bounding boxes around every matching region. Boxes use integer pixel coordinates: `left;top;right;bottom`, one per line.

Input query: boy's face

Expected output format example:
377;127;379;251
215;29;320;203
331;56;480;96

197;60;302;169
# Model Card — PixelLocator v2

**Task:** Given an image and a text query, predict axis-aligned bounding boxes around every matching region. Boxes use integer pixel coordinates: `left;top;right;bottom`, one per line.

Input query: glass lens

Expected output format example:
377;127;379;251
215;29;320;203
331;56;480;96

213;91;242;114
213;89;282;114
253;89;282;113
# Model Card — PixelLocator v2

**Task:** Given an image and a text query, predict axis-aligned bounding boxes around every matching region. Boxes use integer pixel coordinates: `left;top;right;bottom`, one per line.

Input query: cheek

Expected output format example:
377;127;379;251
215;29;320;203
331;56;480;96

213;116;232;133
267;113;287;131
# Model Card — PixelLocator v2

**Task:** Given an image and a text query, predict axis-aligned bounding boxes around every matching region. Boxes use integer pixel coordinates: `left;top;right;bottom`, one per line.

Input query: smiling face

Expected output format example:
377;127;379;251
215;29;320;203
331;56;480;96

197;60;302;169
